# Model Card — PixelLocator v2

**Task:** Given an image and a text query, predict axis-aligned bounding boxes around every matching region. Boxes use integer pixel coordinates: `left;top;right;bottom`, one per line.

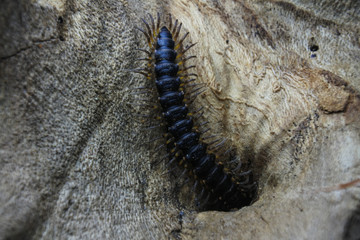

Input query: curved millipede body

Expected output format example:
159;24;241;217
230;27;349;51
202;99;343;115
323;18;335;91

132;13;255;211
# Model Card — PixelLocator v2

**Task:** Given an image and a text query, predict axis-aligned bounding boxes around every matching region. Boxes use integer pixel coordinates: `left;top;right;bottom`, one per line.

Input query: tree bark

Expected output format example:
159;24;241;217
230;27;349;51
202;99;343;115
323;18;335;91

0;0;359;239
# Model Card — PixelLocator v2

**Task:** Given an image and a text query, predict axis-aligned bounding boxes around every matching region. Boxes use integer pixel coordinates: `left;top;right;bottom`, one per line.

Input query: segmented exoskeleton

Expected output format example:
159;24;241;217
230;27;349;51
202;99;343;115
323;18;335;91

132;13;254;211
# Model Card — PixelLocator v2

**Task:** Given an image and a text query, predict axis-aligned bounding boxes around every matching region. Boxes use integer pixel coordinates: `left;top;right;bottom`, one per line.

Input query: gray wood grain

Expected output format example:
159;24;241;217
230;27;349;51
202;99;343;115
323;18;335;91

1;0;359;239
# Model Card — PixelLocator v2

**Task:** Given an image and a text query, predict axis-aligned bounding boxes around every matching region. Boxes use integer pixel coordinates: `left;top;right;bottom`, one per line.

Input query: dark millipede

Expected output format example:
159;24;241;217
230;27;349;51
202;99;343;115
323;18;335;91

131;13;255;211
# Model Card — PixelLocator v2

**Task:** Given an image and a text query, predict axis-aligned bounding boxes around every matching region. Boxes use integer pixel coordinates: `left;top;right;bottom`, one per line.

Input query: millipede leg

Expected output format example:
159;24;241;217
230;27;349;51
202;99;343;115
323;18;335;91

208;138;227;151
238;169;252;177
179;169;188;178
200;127;211;136
177;43;197;58
197;120;210;128
186;82;205;88
135;26;151;45
182;78;196;84
174;23;183;42
178;65;196;73
168;14;173;31
172;19;178;36
198;186;206;200
148;13;155;38
201;134;218;141
175;31;188;49
141;18;152;42
142;124;163;130
187;89;206;103
156;12;161;35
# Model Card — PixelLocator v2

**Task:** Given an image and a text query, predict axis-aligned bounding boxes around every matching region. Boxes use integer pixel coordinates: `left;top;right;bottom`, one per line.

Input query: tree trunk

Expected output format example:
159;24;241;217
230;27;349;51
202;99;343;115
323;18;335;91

1;0;359;239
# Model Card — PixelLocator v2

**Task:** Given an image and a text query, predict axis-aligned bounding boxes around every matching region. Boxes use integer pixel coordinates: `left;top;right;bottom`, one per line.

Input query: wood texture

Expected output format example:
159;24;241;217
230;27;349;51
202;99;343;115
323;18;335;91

0;0;359;239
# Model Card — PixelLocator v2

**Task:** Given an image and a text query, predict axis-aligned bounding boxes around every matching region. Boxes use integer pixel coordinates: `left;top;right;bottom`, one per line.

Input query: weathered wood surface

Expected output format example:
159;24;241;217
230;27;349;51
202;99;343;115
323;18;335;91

0;0;359;239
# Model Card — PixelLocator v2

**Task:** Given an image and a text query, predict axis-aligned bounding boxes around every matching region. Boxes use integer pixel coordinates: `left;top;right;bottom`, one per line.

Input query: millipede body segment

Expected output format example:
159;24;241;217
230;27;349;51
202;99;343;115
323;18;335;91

133;13;254;211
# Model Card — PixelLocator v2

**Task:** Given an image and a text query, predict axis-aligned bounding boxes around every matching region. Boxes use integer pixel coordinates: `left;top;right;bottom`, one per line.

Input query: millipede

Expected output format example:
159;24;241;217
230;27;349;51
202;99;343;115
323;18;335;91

130;13;255;211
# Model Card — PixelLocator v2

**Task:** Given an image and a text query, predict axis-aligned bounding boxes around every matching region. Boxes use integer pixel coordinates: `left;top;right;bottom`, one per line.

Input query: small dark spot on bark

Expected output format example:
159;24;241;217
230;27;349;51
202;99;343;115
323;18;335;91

58;16;64;24
59;35;65;41
309;45;319;52
226;40;229;44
